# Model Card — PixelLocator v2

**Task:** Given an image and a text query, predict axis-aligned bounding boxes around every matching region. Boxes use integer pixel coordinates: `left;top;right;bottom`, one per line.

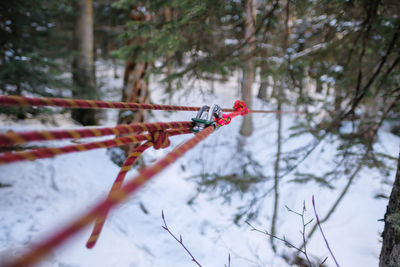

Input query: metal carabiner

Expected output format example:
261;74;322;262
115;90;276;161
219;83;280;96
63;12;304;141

208;104;222;121
190;104;222;133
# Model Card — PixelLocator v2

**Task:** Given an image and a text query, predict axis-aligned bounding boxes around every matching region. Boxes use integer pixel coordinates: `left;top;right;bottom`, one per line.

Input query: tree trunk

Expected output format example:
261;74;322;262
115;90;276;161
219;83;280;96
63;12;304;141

258;65;268;100
119;61;149;124
240;0;256;137
117;5;151;156
71;0;97;125
270;78;282;252
380;152;400;267
118;5;152;127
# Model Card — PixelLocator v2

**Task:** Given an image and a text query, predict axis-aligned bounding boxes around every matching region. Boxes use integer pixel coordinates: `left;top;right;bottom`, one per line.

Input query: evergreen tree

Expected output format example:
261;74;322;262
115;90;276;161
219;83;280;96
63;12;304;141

113;0;245;91
0;0;71;119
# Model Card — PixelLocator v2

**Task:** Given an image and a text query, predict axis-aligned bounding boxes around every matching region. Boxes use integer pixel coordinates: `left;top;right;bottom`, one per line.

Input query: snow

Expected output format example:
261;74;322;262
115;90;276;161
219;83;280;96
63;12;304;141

0;62;399;267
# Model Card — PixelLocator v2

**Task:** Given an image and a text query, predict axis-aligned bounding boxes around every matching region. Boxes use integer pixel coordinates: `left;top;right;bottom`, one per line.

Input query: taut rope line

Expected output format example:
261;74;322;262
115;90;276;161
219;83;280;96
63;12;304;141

0;129;191;165
0;95;301;114
0;121;193;146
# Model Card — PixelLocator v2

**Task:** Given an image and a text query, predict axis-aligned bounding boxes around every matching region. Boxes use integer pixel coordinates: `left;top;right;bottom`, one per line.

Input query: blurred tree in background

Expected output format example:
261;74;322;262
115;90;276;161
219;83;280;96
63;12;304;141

71;0;97;125
0;0;126;124
0;0;72;119
2;0;398;130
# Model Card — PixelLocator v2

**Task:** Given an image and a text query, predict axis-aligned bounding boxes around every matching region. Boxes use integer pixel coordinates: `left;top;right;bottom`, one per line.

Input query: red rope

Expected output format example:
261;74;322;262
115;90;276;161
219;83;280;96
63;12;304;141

3;100;263;266
0;121;193;146
0;95;302;114
86;127;173;248
0;129;190;165
214;100;250;127
5;126;215;267
0;95;203;111
249;110;302;114
86;141;153;248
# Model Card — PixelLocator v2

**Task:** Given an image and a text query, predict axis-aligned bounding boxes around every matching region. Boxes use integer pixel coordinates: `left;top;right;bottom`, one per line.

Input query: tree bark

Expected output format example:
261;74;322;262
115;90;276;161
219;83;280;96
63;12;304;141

118;5;152;127
240;0;256;137
71;0;97;125
117;5;151;156
380;152;400;267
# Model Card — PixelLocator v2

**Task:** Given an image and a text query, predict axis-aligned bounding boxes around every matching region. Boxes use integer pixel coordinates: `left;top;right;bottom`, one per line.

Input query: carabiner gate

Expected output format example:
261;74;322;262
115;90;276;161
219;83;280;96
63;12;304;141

190;104;222;133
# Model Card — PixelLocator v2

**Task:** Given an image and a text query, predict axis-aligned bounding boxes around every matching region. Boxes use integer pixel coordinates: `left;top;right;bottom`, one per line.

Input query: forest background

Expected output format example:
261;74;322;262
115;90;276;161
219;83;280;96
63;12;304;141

1;0;400;266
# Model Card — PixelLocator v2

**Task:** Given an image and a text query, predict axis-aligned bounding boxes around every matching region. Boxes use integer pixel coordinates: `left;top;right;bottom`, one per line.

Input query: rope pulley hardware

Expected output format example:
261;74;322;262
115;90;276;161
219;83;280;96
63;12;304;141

190;104;223;133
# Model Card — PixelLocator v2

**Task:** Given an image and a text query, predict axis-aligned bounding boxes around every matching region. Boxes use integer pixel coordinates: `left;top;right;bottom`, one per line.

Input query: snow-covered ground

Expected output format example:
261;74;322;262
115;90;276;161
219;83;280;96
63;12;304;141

0;62;399;267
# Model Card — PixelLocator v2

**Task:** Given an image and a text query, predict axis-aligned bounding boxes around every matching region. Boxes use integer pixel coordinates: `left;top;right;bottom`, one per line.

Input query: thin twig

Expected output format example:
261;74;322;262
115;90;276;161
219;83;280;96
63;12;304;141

312;196;340;267
224;254;231;267
286;203;313;267
246;221;312;267
319;256;328;267
161;210;203;267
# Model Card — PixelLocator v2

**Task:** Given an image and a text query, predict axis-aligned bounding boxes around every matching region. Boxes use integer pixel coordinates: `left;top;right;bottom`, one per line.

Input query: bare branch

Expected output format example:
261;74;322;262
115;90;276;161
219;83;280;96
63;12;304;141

224;254;231;267
161;210;203;267
312;196;340;267
246;218;313;267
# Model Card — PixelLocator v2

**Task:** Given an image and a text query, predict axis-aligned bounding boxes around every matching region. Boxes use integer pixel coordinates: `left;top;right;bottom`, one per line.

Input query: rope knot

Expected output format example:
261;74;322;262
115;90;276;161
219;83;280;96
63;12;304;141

214;114;232;126
214;100;249;127
233;100;249;116
150;130;170;150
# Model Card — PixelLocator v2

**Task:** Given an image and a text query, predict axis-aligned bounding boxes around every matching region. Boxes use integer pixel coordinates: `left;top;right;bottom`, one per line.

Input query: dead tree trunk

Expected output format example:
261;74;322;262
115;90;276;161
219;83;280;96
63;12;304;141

71;0;97;125
380;152;400;267
240;0;256;137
